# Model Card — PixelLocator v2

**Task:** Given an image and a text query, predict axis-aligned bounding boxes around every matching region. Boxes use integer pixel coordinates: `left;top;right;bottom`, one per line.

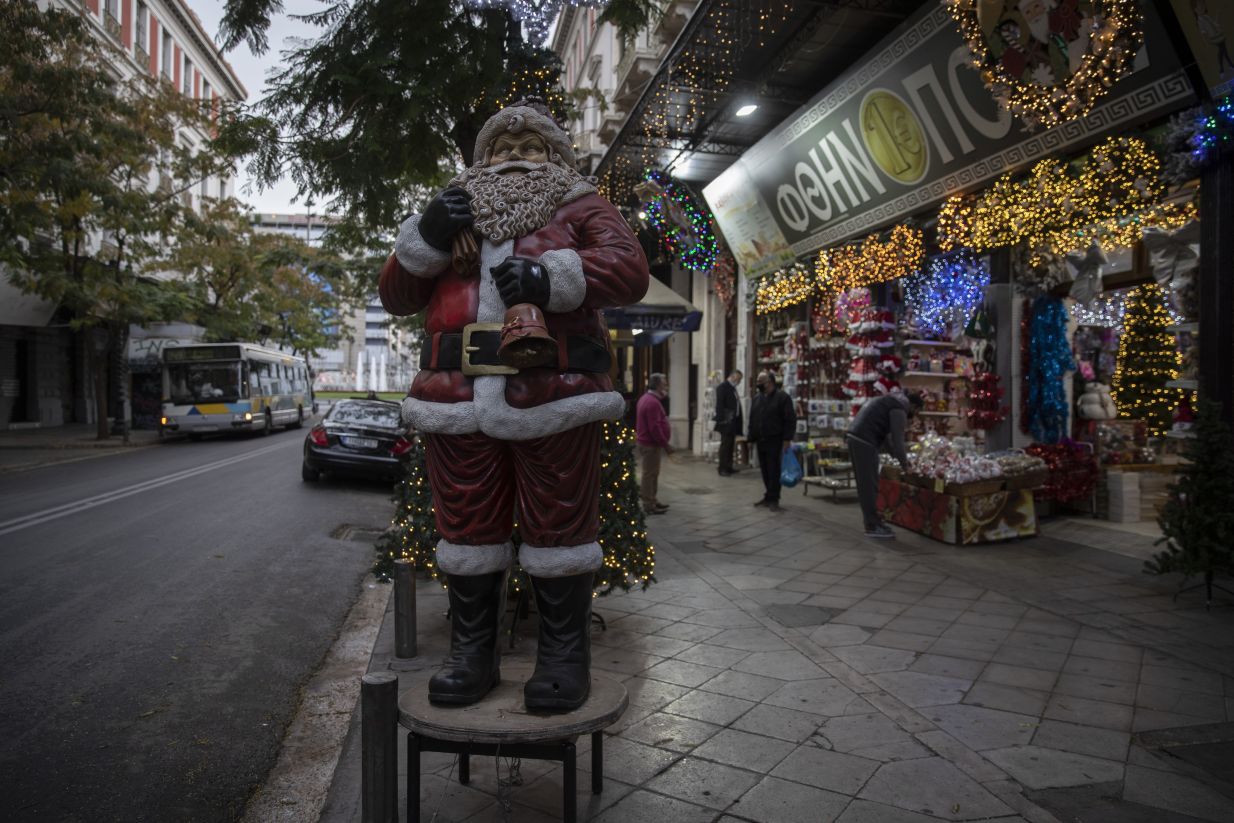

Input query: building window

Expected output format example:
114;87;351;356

135;4;148;57
183;56;192;95
104;0;120;39
161;32;172;78
202;80;211;103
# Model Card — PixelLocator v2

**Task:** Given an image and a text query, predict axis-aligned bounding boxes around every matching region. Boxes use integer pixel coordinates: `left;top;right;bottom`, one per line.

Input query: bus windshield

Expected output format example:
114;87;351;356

168;362;242;404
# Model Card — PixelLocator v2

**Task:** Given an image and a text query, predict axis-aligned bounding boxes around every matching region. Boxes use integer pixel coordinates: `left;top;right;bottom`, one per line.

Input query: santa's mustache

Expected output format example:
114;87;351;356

484;160;546;175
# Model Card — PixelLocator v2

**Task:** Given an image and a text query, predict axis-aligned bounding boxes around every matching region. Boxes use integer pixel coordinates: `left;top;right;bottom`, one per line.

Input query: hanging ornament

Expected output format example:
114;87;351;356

640;169;720;272
464;0;604;45
1141;220;1200;287
1065;242;1107;305
945;0;1143;129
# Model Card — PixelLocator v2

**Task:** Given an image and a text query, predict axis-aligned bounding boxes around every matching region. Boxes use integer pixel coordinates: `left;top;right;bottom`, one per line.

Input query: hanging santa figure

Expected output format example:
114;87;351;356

379;99;650;711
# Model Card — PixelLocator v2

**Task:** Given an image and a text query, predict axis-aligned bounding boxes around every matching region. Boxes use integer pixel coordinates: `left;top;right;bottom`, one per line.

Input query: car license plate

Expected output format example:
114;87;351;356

343;436;379;449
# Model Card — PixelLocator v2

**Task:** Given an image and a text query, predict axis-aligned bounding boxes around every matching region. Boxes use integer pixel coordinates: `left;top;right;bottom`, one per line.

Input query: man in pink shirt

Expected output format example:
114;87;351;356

636;373;672;514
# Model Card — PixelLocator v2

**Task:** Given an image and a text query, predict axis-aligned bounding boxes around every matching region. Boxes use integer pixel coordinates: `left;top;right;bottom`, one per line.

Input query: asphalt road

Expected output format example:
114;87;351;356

0;423;396;822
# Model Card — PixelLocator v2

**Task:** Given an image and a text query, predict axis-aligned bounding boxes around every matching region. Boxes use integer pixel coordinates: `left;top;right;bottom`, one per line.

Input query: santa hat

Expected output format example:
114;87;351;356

874;375;899;395
474;100;576;168
875;354;903;375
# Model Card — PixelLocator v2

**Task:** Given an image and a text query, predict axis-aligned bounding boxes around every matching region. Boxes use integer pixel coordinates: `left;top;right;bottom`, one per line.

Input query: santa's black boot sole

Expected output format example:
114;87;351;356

429;570;507;706
524;572;595;712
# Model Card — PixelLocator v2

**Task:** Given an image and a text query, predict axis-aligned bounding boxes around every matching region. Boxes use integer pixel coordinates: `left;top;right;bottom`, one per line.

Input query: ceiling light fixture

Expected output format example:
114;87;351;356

735;104;758;117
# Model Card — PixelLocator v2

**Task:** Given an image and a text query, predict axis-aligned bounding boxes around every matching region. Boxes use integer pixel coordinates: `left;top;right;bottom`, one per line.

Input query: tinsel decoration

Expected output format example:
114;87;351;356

464;0;604;44
1026;440;1099;504
1026;295;1074;444
945;0;1143;129
901;249;990;337
710;252;737;314
640;170;720;272
1162;96;1234;185
967;372;1007;430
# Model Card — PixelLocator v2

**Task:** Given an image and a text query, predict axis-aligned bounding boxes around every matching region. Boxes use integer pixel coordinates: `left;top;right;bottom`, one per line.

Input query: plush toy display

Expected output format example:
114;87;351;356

1077;382;1117;420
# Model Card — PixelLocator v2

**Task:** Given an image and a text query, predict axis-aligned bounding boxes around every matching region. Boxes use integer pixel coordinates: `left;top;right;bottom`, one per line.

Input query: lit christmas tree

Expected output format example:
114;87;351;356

374;421;656;596
1111;283;1183;437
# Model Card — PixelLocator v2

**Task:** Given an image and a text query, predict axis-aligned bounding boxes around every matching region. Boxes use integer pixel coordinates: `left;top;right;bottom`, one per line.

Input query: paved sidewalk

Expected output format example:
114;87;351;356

0;423;163;472
329;454;1234;822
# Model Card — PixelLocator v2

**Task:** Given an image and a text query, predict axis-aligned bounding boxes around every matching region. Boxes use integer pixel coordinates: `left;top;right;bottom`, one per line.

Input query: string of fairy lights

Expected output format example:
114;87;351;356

639;169;720;271
1110;284;1184;438
945;0;1143;130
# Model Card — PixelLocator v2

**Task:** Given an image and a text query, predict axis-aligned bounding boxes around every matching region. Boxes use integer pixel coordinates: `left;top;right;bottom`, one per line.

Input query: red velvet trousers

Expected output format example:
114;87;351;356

423;423;601;547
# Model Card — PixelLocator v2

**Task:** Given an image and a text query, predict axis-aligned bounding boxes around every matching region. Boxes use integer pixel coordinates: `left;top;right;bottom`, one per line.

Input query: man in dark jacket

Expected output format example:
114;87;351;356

713;370;743;476
847;391;922;538
747;371;796;512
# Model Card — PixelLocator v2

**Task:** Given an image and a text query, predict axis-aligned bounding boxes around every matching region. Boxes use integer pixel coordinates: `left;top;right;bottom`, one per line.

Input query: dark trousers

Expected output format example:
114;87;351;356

718;431;736;473
846;435;881;529
755;439;783;503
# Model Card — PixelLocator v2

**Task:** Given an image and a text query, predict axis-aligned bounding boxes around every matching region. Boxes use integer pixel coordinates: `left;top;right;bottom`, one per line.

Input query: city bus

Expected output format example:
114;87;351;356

160;343;314;437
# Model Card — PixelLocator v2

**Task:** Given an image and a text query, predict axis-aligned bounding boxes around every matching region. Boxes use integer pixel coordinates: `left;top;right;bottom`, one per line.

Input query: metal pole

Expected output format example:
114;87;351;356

394;558;417;658
361;671;399;823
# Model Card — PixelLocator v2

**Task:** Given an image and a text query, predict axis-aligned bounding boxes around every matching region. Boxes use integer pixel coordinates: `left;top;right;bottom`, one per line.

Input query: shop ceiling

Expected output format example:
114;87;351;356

597;0;927;203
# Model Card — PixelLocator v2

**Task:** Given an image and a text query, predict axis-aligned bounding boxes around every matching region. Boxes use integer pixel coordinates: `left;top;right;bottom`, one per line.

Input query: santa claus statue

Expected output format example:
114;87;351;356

379;100;649;711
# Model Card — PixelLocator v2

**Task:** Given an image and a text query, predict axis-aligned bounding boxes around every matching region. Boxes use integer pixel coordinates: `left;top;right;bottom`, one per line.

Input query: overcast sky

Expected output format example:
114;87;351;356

193;0;321;216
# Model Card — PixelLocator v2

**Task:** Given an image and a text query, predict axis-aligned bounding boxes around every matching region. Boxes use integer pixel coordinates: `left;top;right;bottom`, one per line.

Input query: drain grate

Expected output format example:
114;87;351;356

330;524;387;542
765;604;841;628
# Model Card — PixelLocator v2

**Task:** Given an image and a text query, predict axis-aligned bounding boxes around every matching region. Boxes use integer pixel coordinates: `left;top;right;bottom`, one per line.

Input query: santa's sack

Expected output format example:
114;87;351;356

780;447;803;488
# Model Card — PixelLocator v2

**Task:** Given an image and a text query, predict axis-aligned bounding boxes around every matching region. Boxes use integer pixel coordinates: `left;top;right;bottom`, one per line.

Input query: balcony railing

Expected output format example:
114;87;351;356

104;9;121;41
134;44;149;68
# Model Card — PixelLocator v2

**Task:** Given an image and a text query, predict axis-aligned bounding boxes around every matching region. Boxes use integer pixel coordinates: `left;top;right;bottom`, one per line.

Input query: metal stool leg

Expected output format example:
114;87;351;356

591;731;603;794
459;752;470;785
563;740;577;823
407;732;421;823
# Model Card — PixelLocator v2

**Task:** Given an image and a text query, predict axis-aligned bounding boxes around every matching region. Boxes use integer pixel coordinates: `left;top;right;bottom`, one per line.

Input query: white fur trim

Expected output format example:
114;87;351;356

561;179;598;204
479;239;516;322
436;540;513;575
519;542;603;577
402;396;477;435
395;214;452;277
540;248;586;313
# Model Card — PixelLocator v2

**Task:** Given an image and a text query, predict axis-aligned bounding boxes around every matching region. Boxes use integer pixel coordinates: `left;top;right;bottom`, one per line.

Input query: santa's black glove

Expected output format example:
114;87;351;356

417;187;473;252
492;256;550;308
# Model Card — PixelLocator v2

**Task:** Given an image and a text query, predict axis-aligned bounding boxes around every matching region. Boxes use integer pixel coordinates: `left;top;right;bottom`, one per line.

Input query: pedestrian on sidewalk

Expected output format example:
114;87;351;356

847;391;923;538
748;371;795;512
714;369;743;476
636;373;673;515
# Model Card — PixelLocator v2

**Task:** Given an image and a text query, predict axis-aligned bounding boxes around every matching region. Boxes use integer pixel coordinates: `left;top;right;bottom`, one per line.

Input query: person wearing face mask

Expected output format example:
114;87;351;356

636;373;673;515
747;371;796;512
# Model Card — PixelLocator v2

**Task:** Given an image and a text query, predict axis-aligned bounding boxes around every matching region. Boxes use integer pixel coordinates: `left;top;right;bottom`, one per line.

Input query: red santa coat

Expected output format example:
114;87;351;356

379;187;649;441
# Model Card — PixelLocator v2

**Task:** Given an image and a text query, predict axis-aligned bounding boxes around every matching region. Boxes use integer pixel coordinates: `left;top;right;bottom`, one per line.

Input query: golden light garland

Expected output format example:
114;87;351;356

817;224;925;295
952;136;1193;263
755;261;813;314
945;0;1143;129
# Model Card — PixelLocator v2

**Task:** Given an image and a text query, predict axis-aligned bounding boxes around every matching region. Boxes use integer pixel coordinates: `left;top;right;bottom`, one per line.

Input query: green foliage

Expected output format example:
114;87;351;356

215;0;655;229
1145;399;1234;581
0;1;231;437
374;422;656;596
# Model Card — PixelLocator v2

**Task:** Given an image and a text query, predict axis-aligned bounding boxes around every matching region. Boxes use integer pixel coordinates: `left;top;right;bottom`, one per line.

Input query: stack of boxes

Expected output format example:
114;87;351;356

1105;470;1141;523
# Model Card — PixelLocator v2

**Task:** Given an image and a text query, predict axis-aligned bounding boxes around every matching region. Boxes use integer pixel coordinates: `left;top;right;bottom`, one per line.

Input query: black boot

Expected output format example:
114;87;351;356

428;571;507;706
524;572;594;712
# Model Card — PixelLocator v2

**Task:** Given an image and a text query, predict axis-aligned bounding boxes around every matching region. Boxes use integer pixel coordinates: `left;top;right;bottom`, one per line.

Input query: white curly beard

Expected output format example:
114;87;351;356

451;160;583;243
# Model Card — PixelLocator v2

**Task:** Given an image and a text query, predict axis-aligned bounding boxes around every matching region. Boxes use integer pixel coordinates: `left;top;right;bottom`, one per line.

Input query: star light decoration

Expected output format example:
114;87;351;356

901;250;991;337
465;0;605;45
945;0;1143;129
1065;242;1107;305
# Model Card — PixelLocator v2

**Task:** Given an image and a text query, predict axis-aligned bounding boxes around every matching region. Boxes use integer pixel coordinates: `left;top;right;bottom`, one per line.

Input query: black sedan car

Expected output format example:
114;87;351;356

301;399;412;482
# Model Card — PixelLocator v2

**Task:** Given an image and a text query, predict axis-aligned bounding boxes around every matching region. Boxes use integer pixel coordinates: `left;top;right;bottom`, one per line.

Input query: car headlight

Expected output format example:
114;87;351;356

161;416;173;426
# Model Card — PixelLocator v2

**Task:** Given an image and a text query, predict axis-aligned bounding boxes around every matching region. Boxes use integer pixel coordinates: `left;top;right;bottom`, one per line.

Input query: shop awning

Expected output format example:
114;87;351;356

604;276;702;345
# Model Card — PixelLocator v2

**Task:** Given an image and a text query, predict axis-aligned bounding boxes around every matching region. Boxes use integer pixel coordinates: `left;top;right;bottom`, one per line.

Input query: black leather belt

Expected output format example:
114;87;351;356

421;323;611;376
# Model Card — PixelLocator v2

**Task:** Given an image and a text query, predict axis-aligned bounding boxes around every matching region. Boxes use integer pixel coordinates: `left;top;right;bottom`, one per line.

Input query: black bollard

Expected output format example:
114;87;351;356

361;671;399;823
394;558;417;658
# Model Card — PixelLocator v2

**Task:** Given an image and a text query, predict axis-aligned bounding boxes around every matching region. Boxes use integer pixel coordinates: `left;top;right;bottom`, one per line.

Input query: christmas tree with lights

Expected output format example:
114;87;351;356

1111;284;1183;438
374;421;656;596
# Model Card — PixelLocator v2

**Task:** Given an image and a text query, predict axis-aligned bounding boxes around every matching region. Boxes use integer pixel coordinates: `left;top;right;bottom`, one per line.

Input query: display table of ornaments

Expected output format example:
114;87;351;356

875;435;1047;545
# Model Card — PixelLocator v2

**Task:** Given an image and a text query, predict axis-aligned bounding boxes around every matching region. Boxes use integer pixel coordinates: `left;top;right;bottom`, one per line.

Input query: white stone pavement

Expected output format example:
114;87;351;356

330;453;1234;823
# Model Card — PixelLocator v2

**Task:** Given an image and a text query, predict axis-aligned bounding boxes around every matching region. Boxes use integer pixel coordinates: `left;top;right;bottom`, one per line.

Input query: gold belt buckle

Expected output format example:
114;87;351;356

461;322;517;376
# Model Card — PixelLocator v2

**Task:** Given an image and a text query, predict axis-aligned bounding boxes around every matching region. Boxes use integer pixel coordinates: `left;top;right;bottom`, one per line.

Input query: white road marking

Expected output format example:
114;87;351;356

0;441;295;537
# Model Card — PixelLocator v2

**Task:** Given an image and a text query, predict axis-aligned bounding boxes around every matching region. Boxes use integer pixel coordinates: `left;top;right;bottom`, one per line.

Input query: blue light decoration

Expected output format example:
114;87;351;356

1027;295;1075;444
640;169;720;272
1190;95;1234;167
901;249;990;337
